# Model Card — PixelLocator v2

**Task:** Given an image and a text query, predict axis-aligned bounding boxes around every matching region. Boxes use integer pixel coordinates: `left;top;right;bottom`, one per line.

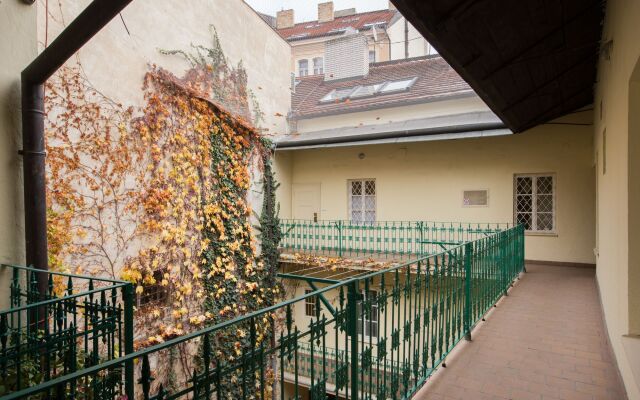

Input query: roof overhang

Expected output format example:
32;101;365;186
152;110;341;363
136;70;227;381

276;111;510;149
390;0;605;132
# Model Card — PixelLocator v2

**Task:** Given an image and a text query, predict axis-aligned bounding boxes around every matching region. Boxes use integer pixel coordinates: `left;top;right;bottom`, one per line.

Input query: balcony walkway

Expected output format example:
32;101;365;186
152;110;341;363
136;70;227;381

416;263;627;400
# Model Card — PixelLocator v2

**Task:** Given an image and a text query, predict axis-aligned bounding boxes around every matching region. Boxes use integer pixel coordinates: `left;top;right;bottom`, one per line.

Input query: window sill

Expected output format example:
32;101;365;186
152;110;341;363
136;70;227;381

525;231;558;237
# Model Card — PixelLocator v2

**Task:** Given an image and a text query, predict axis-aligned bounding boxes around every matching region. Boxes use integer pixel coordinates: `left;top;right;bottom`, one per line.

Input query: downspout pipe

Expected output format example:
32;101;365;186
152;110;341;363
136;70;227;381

21;0;134;291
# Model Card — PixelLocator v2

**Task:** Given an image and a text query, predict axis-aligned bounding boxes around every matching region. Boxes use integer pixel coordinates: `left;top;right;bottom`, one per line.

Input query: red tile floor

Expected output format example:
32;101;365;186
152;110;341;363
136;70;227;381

415;264;627;400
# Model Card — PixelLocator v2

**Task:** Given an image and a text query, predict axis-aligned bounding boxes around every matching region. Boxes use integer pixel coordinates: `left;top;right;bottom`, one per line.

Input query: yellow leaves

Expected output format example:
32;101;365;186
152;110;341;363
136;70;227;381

136;285;144;295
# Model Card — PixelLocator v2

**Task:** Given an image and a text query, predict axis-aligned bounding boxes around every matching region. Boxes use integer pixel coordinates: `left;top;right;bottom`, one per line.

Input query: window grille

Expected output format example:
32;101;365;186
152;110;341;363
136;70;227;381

305;289;316;317
357;290;378;337
514;174;555;232
349;179;376;224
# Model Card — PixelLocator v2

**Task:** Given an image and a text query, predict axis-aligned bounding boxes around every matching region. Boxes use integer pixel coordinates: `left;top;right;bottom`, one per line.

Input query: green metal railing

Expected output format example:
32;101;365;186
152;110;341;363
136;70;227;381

279;220;512;259
0;264;134;397
1;225;524;400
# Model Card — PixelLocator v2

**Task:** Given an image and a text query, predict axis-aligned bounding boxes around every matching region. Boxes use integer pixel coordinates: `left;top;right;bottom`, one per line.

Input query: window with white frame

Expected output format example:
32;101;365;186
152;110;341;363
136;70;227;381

313;57;324;75
349;180;376;224
514;174;555;233
357;290;378;337
305;289;316;317
298;59;309;77
369;50;376;64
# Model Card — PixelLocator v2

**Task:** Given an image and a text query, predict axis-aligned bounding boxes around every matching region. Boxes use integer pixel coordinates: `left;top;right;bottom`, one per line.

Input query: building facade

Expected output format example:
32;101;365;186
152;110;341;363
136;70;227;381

271;1;436;78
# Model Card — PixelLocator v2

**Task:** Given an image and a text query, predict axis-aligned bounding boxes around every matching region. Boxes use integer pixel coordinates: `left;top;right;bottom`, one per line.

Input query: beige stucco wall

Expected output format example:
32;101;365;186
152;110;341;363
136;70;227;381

387;16;432;60
283;123;595;265
0;1;38;308
274;150;294;219
593;0;640;397
291;32;390;76
295;94;483;133
39;0;291;137
292;40;326;76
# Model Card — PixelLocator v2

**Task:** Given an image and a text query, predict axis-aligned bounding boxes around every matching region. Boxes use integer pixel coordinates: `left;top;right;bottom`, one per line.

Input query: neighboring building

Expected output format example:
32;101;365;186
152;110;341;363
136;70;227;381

272;1;436;77
274;29;595;268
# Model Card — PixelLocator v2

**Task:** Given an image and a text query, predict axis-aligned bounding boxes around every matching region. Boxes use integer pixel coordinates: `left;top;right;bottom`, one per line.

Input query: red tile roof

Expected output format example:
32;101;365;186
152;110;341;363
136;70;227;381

277;9;397;41
291;56;474;119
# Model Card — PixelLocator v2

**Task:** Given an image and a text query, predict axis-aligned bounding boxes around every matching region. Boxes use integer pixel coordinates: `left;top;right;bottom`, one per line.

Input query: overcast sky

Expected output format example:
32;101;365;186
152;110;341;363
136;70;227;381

244;0;390;23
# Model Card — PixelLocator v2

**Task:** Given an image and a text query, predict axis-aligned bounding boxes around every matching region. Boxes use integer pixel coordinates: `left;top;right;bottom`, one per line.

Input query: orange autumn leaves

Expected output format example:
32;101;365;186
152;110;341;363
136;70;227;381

46;64;270;347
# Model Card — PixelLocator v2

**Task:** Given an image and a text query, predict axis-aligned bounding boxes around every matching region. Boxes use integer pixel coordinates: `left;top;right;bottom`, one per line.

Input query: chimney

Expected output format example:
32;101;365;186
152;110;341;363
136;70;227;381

389;1;397;10
276;9;294;29
318;2;334;23
324;32;369;81
334;8;356;18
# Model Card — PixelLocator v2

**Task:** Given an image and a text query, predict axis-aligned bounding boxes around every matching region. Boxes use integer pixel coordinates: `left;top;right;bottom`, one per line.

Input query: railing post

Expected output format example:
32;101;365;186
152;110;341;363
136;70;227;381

501;232;509;296
464;242;473;341
337;220;343;258
123;283;135;399
520;225;527;273
346;281;361;400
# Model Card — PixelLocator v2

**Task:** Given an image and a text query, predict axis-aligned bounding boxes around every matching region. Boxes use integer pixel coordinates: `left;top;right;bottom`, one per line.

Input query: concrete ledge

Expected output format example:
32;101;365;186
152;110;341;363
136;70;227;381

526;259;596;268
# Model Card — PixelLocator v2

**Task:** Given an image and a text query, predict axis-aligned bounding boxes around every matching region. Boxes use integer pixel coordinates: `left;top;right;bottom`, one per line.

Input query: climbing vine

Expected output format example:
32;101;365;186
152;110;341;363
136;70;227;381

46;28;282;341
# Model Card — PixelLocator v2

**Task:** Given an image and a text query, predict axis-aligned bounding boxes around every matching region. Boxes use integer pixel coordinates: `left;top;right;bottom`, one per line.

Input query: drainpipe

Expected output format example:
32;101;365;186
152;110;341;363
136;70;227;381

21;0;134;292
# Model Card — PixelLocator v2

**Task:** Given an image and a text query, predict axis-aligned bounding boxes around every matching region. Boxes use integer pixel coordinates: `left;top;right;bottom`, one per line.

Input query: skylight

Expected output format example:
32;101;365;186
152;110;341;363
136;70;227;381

379;78;417;93
320;87;356;102
319;77;417;104
350;83;385;98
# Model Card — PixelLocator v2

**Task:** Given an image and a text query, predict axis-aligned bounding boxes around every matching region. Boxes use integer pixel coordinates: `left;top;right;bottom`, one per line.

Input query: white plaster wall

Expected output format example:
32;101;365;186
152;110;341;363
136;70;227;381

0;0;38;308
39;0;291;137
387;16;431;60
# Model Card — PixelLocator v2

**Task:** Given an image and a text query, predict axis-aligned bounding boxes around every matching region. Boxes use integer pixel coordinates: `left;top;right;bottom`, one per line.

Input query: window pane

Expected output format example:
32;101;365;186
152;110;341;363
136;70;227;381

365;211;376;223
516;176;533;195
365;180;376;195
350;84;384;98
517;213;532;230
537;213;554;231
537;194;553;213
351;196;362;209
536;176;553;194
516;194;532;213
379;78;415;93
351;211;363;223
364;195;375;210
351;181;362;195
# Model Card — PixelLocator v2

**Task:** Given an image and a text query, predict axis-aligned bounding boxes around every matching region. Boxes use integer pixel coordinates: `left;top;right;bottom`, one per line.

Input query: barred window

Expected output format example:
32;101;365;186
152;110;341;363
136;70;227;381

357;290;378;338
514;174;555;233
349;179;376;224
305;289;316;317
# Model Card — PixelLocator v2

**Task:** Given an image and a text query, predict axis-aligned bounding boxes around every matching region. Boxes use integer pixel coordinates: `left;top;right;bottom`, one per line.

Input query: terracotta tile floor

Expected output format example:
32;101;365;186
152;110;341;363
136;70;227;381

415;264;627;400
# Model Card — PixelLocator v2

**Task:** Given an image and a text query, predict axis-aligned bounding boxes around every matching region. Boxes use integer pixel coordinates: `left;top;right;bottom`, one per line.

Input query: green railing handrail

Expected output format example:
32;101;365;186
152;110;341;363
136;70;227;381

1;263;129;285
0;263;135;397
1;224;525;400
279;219;513;259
